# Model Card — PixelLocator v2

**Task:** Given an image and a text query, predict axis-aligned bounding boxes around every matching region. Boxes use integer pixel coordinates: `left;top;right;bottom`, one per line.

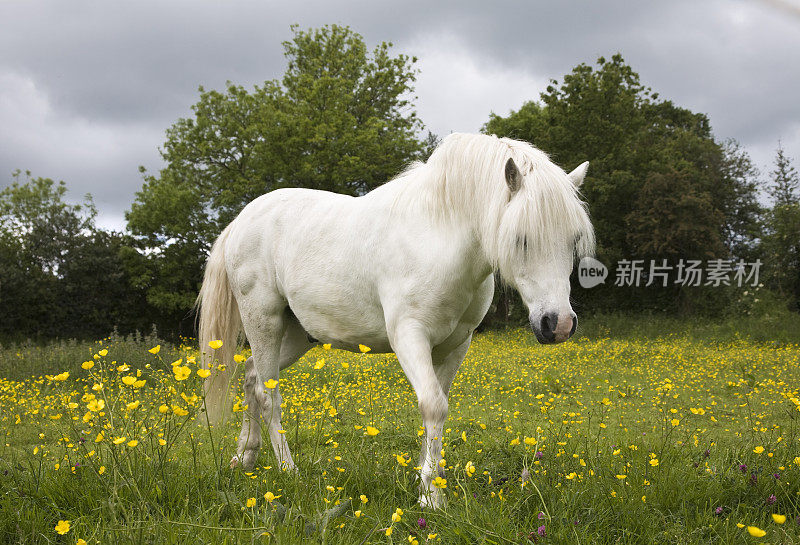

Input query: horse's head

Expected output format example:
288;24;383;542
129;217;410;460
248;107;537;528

501;156;594;344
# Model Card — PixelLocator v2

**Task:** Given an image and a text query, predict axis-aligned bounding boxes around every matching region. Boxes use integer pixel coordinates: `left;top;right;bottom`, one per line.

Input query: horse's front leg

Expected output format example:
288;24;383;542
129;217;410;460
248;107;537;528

391;321;449;509
416;334;471;471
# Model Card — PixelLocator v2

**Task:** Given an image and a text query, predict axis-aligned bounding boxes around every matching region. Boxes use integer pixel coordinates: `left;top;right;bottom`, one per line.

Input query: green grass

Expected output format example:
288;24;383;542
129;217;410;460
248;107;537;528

2;314;800;544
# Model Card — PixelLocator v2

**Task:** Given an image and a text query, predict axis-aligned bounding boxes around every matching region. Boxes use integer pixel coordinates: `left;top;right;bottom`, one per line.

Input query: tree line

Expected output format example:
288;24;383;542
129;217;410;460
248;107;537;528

1;25;798;342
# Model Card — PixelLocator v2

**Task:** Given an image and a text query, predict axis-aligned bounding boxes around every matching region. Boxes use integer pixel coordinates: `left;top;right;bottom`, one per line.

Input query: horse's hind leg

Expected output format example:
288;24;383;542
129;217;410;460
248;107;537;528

231;357;265;470
231;309;314;470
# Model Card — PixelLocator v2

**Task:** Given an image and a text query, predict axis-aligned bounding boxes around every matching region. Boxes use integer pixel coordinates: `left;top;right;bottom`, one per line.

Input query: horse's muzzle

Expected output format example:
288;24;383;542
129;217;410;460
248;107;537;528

531;312;577;344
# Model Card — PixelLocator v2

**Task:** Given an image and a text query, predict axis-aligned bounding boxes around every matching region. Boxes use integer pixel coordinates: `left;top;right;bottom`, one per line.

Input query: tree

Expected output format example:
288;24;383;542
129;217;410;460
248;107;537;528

0;170;96;274
483;54;762;318
0;172;95;338
128;24;426;318
762;144;800;311
769;142;800;207
0;171;154;340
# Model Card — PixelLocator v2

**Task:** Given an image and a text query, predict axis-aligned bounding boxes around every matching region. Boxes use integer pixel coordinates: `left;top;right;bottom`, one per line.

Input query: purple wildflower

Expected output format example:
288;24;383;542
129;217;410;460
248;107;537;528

739;464;747;473
767;494;777;505
535;451;544;460
715;507;723;515
417;517;427;529
537;525;546;537
538;511;545;520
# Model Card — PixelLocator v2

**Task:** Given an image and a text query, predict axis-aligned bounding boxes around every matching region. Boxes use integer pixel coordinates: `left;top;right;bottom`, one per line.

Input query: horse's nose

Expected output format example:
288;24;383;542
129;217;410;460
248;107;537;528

533;312;577;344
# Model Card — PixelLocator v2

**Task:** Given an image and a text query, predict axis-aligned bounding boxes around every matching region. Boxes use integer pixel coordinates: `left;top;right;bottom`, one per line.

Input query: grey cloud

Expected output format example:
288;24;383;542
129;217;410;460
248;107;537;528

1;0;798;230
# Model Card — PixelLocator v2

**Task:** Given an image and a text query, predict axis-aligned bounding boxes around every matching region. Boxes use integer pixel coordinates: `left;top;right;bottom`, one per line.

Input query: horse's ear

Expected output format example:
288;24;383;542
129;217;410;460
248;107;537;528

567;161;589;187
505;158;522;193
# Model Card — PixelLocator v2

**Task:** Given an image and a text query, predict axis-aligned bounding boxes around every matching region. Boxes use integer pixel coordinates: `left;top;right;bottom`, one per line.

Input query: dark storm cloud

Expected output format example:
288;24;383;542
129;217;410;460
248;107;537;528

1;1;798;229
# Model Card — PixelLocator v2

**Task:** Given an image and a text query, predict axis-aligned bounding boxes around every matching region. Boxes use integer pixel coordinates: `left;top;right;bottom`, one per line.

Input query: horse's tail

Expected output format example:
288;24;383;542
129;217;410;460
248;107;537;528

196;223;241;426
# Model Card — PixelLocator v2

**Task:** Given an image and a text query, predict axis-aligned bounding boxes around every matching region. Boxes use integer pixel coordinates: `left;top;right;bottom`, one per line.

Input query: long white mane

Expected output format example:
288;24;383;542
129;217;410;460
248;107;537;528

391;133;595;280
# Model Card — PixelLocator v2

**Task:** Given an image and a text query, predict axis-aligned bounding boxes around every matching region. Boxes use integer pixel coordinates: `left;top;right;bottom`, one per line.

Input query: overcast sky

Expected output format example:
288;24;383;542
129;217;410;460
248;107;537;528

1;0;798;230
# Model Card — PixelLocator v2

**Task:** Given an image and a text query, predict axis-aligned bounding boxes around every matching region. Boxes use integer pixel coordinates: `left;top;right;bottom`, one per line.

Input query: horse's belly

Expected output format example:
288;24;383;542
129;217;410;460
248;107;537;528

287;295;392;353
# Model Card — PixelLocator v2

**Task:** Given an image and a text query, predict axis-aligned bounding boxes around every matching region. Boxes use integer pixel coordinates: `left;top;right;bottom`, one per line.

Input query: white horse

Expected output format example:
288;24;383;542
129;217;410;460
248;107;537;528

197;132;594;508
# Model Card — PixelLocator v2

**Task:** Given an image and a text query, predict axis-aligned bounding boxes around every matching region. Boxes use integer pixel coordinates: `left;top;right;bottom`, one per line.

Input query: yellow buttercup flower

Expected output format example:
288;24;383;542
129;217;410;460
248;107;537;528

148;345;160;354
264;379;278;389
772;514;786;524
54;520;70;535
465;460;476;476
208;340;223;350
233;354;246;363
246;497;256;508
264;491;281;502
747;526;766;537
358;344;371;353
197;369;211;378
365;426;379;436
173;366;191;381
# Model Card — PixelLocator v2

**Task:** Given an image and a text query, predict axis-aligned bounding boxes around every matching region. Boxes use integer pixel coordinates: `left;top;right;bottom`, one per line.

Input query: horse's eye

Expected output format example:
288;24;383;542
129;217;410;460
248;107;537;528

517;235;528;253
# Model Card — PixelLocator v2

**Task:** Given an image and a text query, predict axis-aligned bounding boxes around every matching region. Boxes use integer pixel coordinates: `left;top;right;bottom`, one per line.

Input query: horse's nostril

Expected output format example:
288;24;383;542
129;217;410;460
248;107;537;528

569;315;578;338
541;315;552;334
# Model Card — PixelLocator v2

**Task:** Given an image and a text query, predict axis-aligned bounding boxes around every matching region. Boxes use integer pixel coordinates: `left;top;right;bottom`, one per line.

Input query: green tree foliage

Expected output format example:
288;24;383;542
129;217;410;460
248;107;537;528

484;54;762;318
762;144;800;311
0;172;152;340
127;24;426;317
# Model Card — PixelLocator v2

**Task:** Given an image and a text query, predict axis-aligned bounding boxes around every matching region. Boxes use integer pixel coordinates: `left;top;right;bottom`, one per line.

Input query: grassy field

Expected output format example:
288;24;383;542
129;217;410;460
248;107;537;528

2;315;800;544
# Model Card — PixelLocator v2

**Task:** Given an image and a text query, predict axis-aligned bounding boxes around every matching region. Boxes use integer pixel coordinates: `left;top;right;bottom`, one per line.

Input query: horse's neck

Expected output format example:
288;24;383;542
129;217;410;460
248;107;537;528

371;165;498;278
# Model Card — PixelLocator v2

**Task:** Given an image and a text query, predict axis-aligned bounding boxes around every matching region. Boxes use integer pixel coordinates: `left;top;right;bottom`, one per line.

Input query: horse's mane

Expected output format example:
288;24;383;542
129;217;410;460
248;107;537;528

390;133;595;280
